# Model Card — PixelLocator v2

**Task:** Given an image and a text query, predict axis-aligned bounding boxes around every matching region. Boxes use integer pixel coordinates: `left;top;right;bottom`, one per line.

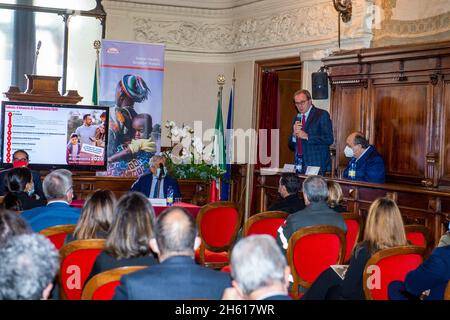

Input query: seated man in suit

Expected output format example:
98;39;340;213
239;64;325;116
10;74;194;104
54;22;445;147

268;173;305;214
130;155;181;199
276;175;347;256
388;244;450;300
0;149;45;199
21;169;80;232
113;206;231;300
342;132;385;183
222;235;291;300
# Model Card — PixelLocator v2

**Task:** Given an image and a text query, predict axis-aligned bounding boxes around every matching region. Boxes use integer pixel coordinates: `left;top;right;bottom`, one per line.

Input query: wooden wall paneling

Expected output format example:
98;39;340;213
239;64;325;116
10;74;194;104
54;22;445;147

440;78;450;183
372;83;428;180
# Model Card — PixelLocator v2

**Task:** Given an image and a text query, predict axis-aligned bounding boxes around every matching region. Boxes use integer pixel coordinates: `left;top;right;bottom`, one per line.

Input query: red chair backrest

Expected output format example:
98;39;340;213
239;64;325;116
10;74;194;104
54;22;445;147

59;239;105;300
197;201;241;250
81;266;146;300
342;213;362;263
287;225;346;299
243;211;288;238
363;246;425;300
40;224;76;250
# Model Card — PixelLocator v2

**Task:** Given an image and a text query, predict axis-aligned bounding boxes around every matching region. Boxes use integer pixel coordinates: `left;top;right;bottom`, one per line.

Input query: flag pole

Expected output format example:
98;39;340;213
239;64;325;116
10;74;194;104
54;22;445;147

216;74;225;200
92;40;101;105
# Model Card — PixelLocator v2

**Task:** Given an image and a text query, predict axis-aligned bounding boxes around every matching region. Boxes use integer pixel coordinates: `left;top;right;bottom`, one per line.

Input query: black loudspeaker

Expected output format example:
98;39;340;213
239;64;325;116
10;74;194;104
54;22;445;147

312;71;329;99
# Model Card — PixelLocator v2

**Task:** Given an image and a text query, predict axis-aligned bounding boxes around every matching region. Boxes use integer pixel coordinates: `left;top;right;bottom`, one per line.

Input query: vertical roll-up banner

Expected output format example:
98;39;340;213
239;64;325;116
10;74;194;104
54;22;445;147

99;40;164;177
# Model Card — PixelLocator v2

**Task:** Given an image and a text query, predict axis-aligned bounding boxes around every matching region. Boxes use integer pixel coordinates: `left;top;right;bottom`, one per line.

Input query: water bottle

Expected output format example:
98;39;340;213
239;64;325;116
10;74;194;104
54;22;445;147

348;160;356;180
167;186;174;206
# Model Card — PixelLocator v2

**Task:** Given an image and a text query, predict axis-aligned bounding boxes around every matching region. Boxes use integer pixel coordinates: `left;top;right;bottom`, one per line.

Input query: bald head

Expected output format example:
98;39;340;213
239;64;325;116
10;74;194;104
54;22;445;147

154;207;197;257
346;132;370;159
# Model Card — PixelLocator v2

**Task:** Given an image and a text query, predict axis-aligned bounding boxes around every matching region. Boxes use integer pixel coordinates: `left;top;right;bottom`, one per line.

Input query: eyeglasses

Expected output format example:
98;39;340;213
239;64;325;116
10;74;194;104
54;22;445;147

294;100;309;107
13;158;28;162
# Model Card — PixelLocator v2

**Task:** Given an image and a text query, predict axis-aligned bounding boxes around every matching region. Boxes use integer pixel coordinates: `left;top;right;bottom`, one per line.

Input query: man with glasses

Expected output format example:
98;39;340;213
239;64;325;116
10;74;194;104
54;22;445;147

21;169;80;232
0;149;45;199
288;89;333;175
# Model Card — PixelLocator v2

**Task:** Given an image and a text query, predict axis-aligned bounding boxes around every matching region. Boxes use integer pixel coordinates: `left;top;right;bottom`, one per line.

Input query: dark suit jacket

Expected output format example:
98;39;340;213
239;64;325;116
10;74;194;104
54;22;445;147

268;194;306;214
0;168;45;199
21;202;80;232
276;201;347;255
130;173;181;199
343;146;385;183
113;255;231;300
389;245;450;300
85;251;158;287
288;106;334;174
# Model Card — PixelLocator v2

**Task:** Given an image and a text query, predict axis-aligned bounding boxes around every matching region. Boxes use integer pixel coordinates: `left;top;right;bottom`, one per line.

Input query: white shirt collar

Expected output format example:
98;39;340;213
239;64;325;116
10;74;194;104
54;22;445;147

301;105;313;121
47;200;70;205
356;145;371;161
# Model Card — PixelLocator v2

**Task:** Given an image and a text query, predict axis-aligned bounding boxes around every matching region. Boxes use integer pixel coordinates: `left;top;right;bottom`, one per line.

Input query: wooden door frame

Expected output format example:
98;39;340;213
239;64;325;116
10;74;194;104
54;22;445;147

244;56;302;219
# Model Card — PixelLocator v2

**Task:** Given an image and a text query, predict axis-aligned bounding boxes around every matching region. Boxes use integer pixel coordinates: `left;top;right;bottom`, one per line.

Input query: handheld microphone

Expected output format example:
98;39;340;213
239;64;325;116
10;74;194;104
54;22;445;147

32;40;42;75
158;163;164;180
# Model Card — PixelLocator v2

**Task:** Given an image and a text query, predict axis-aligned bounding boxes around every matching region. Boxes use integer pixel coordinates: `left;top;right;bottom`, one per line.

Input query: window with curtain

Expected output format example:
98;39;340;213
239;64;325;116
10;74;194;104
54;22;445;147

0;0;103;104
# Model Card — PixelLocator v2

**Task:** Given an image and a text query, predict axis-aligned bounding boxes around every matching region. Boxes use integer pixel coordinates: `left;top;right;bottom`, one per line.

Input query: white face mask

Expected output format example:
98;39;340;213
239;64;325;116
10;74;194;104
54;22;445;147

344;146;354;158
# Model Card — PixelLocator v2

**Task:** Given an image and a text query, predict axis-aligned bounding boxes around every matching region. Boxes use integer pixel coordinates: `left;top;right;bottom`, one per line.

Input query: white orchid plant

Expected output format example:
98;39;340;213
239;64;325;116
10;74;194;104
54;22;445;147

163;121;225;180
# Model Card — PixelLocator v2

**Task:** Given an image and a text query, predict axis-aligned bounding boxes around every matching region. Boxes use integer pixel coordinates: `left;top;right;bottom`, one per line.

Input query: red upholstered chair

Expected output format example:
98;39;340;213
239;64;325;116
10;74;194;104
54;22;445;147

404;225;433;257
59;239;106;300
40;224;76;250
195;201;242;269
287;225;346;300
81;266;146;300
220;265;232;273
363;246;425;300
243;211;288;238
342;213;362;263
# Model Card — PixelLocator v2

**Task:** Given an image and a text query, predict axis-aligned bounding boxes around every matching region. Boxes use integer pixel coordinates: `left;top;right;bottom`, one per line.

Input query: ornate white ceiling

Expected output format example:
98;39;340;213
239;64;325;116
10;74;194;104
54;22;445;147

108;0;264;9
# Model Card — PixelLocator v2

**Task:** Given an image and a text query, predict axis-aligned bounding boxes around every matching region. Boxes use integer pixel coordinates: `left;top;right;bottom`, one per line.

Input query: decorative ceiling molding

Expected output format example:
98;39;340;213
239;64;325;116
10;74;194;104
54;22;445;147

104;0;374;62
372;0;450;47
106;0;264;10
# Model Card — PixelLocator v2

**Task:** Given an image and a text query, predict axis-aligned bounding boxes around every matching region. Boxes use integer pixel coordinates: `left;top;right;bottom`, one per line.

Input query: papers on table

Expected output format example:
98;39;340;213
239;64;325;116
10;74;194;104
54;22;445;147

149;198;167;206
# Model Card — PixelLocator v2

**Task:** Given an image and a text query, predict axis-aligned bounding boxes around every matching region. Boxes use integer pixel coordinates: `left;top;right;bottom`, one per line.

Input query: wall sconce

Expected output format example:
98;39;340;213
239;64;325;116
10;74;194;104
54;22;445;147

333;0;352;22
332;0;352;48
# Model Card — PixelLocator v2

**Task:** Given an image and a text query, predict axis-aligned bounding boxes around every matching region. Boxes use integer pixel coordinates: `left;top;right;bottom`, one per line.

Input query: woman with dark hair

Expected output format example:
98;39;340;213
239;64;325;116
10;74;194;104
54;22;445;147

3;167;46;211
85;192;158;284
0;209;32;246
65;190;116;243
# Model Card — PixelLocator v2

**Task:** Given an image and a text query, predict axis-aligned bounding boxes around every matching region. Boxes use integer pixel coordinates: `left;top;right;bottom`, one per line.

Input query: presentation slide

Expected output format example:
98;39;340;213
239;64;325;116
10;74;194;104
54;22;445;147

1;102;108;168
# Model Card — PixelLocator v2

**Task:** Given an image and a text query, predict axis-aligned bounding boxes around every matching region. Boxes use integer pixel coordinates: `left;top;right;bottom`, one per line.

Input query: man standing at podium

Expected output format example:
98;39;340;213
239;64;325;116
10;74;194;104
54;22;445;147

288;89;333;175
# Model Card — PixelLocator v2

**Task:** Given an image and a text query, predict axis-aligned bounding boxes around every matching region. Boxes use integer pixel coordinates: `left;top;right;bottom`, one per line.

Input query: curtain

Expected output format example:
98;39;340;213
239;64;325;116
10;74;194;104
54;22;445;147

250;71;279;214
12;4;36;91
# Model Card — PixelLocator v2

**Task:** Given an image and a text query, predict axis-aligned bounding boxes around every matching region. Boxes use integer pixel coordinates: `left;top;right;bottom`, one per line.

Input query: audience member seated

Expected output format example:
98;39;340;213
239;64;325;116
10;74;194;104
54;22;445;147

327;181;347;213
302;197;408;300
342;132;385;183
2;167;46;211
268;173;305;214
0;149;45;199
85;192;158;285
0;234;59;299
388;243;450;300
276;175;347;255
113;206;231;300
21;169;80;232
130;155;181;199
223;235;291;300
0;209;31;247
65;190;116;243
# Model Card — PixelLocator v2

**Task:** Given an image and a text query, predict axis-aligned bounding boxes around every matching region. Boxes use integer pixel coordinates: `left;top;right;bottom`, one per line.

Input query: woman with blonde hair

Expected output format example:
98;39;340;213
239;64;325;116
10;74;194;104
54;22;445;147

66;190;116;242
302;197;408;300
327;181;347;213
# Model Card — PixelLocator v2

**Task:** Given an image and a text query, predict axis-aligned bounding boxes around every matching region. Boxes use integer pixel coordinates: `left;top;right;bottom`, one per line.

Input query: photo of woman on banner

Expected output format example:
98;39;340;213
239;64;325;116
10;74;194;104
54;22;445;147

107;74;156;176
